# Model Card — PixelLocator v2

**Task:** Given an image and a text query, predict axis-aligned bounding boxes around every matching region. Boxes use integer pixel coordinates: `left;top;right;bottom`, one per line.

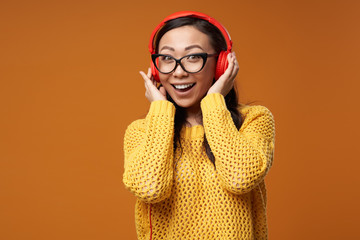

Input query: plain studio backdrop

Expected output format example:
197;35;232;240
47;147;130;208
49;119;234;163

1;0;359;239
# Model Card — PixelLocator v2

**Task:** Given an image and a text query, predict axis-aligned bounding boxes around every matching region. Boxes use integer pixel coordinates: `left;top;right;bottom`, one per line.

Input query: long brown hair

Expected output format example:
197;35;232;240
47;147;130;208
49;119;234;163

154;17;243;168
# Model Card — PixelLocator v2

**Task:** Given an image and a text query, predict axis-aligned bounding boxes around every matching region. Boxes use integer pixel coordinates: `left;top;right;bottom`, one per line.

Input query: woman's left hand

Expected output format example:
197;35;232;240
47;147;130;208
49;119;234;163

207;52;239;96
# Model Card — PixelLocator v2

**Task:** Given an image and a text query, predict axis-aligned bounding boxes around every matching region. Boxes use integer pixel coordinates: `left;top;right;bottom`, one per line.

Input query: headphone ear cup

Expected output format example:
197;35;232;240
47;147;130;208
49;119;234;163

215;51;229;80
150;61;160;82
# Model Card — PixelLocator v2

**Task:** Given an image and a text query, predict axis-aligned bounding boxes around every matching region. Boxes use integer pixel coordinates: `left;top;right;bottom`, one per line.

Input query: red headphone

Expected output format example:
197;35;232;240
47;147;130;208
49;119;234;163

148;11;233;82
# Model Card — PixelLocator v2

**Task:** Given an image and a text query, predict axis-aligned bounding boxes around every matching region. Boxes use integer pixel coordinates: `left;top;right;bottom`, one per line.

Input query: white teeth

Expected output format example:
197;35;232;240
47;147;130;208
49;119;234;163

173;83;195;89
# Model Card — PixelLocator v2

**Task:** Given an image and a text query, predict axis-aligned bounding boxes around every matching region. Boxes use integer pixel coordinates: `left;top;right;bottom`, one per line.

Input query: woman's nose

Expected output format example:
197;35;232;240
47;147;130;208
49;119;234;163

173;63;189;78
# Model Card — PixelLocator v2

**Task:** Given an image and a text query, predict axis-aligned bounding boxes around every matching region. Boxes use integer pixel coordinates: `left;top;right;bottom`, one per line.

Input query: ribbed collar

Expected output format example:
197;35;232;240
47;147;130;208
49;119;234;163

180;125;204;139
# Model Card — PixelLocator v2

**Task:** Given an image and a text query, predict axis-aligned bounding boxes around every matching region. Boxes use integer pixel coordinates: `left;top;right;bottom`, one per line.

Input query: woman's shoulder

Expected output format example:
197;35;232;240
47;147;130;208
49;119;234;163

125;118;146;134
237;103;275;133
238;103;274;118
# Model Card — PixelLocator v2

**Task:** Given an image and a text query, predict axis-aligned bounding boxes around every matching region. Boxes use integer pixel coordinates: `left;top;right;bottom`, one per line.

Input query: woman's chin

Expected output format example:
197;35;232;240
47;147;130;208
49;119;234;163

172;98;201;109
173;100;192;108
168;95;190;107
167;91;205;110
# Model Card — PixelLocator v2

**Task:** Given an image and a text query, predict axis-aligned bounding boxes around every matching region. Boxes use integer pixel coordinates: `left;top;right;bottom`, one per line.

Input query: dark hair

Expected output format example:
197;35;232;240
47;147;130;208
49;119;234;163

154;17;243;168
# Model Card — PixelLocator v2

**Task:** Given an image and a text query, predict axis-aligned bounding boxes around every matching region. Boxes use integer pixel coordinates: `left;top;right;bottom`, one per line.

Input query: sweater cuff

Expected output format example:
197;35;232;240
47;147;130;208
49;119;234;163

200;93;227;113
148;100;175;118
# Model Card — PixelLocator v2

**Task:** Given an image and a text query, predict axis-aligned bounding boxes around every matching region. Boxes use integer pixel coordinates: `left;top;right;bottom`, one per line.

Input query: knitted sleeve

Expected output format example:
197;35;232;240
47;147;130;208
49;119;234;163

123;100;175;203
201;93;275;195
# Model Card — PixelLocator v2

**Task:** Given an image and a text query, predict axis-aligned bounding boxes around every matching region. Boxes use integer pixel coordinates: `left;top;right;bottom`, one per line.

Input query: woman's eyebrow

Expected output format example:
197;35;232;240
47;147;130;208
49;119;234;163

185;45;204;51
159;46;175;52
159;45;204;52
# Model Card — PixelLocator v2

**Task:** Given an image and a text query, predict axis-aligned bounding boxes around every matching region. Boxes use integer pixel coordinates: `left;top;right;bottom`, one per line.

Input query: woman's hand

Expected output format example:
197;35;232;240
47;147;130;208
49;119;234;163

140;68;167;102
207;52;239;96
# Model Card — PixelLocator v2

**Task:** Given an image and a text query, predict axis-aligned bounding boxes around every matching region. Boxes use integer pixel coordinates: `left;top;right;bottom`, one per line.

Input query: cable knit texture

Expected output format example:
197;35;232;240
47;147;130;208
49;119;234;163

123;93;275;240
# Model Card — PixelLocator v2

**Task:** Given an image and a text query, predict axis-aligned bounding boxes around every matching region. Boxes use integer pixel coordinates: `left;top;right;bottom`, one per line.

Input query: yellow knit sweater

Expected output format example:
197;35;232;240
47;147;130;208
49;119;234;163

123;93;275;240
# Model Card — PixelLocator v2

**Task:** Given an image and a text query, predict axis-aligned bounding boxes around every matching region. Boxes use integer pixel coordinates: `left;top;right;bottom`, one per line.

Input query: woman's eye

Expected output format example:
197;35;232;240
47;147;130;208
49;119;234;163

160;56;173;62
186;55;202;62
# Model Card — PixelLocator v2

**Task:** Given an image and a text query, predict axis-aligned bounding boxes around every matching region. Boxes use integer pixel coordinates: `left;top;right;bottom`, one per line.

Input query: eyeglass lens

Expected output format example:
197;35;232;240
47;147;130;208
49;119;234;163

156;55;204;73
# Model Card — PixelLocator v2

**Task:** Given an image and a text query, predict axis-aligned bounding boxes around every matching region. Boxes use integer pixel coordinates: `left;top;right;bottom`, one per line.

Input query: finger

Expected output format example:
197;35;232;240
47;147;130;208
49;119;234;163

228;52;235;68
147;68;152;79
228;66;238;82
233;56;239;74
147;67;156;86
146;68;158;86
140;71;152;91
229;53;239;80
232;52;238;66
140;71;150;84
140;70;150;80
220;54;235;80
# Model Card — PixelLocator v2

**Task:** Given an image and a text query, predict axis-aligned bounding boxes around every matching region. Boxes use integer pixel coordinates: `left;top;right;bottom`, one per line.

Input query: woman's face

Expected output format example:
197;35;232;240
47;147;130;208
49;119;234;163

157;25;217;109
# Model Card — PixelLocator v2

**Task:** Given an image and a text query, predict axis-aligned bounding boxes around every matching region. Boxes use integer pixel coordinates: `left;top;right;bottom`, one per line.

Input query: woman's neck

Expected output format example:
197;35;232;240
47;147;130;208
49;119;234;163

185;103;202;127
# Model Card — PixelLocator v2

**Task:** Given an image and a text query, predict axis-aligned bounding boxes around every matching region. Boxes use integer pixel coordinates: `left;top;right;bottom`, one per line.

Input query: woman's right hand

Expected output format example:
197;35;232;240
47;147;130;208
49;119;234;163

140;68;167;102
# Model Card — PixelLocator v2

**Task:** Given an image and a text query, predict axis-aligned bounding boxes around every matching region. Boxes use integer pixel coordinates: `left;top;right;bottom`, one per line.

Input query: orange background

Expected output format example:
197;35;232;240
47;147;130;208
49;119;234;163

1;0;359;239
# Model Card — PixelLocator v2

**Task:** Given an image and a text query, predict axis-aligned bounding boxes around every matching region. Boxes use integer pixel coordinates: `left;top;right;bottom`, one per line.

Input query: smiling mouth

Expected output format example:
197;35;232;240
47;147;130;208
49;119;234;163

172;83;196;91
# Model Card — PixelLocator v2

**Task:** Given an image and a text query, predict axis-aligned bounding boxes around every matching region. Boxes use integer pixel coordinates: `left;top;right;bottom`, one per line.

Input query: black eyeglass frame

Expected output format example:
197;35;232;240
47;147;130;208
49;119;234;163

151;53;218;74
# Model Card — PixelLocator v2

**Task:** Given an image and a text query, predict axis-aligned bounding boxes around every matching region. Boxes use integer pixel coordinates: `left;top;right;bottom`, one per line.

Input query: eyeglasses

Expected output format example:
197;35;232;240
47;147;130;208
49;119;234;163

151;53;218;74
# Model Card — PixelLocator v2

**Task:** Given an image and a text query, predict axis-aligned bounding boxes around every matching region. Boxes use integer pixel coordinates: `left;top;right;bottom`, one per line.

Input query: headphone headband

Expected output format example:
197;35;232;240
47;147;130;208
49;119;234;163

148;11;233;54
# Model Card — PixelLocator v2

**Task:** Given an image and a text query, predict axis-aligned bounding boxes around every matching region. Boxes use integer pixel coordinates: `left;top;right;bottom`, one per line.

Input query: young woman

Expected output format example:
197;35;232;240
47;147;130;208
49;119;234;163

123;11;275;240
